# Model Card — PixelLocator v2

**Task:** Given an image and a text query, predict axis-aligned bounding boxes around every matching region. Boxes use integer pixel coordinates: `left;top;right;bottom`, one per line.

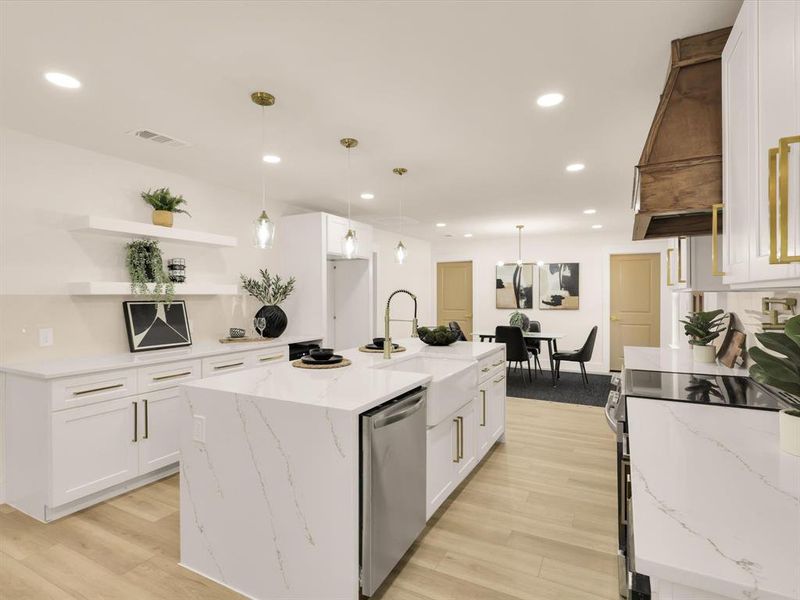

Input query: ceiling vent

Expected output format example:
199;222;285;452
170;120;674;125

127;129;191;148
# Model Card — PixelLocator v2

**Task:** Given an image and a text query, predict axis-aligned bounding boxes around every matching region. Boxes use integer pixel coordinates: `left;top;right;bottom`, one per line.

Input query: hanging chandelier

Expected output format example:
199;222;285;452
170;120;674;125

251;91;276;249
393;167;408;264
340;137;359;259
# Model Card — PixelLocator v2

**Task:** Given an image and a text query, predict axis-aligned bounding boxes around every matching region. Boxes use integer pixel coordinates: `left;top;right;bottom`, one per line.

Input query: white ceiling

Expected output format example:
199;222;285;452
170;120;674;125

0;0;741;241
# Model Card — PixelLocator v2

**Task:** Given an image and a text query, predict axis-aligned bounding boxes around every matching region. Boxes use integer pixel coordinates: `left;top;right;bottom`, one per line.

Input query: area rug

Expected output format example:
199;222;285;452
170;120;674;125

504;367;612;407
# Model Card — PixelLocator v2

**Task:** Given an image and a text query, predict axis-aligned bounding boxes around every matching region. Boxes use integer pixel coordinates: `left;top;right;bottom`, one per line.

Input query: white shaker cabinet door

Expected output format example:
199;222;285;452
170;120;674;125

426;416;457;520
454;400;477;484
487;372;506;445
137;388;181;474
51;398;139;507
721;0;757;284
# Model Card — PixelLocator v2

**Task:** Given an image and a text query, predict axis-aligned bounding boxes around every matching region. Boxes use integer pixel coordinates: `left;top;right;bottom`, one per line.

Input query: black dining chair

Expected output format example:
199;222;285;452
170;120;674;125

448;321;467;341
524;320;544;377
495;326;533;382
553;326;598;387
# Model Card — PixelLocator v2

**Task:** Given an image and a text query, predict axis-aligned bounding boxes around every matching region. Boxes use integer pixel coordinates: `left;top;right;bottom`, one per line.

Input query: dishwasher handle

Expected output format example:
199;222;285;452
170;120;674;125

372;391;426;429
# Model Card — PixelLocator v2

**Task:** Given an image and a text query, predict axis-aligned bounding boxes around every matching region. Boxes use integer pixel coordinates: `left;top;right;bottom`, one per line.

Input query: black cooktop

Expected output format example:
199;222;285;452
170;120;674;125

624;370;792;411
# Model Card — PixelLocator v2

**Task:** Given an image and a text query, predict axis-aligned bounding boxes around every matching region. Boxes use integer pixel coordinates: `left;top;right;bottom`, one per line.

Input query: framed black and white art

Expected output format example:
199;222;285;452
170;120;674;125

123;300;192;352
496;263;534;309
538;263;580;310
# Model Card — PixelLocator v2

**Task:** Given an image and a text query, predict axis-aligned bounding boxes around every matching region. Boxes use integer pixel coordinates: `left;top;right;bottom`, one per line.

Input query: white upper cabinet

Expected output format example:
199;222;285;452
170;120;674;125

326;214;373;259
722;0;800;287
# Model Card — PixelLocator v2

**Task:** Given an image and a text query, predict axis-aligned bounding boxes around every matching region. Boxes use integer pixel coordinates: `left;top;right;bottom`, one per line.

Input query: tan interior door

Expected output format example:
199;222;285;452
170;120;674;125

437;261;473;337
610;253;660;371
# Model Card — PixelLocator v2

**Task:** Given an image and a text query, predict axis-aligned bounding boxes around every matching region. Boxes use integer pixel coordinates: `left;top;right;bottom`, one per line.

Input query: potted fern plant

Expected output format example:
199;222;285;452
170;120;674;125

749;314;800;456
680;309;726;363
240;269;296;338
141;187;190;227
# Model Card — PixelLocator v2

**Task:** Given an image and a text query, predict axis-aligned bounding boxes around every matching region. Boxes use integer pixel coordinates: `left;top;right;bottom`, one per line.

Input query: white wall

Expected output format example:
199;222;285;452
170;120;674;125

432;232;670;373
372;228;433;339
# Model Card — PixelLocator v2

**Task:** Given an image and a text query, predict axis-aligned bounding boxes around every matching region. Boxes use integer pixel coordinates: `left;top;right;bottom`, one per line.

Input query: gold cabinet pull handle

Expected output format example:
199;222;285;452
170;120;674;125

778;135;800;263
132;401;138;443
214;361;245;370
457;416;464;459
677;236;687;283
480;390;487;427
493;375;505;384
769;146;780;263
152;370;192;381
73;383;124;396
452;418;460;463
711;203;725;276
258;354;283;362
143;399;149;439
481;367;491;373
666;248;674;286
491;359;504;367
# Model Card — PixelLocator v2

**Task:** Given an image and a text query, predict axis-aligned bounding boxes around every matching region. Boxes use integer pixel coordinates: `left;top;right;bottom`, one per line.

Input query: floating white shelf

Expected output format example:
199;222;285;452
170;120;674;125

68;282;239;296
70;215;238;247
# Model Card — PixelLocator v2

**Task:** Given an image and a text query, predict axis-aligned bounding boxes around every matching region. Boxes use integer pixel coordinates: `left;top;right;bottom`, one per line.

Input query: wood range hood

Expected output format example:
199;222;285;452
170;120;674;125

632;27;731;240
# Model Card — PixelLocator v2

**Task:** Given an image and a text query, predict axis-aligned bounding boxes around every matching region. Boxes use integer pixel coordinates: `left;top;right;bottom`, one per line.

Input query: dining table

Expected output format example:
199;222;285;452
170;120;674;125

473;331;566;387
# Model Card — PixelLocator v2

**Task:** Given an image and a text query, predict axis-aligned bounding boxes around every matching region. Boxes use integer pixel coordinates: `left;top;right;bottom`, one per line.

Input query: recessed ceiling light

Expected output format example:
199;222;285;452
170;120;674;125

592;224;603;229
464;233;473;238
435;223;447;228
566;163;585;172
583;208;597;215
360;192;375;200
536;92;564;107
262;155;281;164
44;72;81;89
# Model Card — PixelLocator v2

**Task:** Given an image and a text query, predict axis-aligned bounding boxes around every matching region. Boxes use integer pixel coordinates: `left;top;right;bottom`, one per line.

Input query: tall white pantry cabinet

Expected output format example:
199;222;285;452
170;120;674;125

721;0;800;287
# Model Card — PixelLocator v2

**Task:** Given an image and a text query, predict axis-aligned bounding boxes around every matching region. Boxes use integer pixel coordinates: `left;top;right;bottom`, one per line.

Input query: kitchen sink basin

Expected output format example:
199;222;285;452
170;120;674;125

375;355;477;426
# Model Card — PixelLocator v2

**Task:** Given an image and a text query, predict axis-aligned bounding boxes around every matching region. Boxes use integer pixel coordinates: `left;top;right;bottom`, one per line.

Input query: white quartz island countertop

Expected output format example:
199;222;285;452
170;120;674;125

178;338;502;600
627;398;800;600
624;346;749;376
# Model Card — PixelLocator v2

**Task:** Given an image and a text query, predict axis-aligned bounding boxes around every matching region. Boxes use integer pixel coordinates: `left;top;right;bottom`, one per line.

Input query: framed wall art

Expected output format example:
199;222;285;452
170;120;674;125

496;263;534;309
539;262;580;310
123;300;192;352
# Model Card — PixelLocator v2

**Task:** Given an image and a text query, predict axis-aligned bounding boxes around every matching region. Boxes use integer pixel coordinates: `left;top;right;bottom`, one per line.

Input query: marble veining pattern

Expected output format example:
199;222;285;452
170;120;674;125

627;398;800;600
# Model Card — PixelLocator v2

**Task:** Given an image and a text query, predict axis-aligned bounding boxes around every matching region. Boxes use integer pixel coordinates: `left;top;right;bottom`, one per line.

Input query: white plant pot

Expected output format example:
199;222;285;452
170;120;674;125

692;344;716;363
779;409;800;457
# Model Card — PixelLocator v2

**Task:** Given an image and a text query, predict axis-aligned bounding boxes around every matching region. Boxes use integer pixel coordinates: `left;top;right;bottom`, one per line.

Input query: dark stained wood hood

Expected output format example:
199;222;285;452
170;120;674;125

632;27;731;240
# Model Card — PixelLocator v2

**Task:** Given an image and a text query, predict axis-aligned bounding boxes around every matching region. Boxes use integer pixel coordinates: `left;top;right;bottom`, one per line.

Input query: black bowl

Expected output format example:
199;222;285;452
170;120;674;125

310;347;335;361
372;337;386;347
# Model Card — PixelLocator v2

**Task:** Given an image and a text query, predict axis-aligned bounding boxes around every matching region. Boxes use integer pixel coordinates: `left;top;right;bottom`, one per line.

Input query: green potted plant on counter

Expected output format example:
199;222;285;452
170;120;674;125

681;309;726;363
126;239;174;304
240;269;295;338
750;314;800;456
141;187;190;227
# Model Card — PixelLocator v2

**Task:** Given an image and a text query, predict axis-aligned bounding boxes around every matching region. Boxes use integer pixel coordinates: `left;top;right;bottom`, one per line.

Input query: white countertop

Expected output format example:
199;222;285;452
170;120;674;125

0;335;322;379
182;338;502;414
624;346;749;376
627;398;800;600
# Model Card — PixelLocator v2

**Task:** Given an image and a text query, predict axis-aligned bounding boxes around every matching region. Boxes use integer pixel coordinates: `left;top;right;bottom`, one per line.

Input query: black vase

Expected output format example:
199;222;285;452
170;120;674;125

255;305;288;338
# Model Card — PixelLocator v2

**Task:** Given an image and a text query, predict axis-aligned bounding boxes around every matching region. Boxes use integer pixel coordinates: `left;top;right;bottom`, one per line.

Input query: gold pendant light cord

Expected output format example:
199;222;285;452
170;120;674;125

260;106;267;212
346;147;352;227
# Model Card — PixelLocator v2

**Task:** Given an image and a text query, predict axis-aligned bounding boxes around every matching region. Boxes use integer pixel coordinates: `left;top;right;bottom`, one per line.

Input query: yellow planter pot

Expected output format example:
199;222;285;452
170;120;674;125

152;210;174;227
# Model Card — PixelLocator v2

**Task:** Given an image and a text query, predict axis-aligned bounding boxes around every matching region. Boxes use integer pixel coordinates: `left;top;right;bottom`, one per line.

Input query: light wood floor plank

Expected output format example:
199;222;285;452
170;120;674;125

0;397;619;599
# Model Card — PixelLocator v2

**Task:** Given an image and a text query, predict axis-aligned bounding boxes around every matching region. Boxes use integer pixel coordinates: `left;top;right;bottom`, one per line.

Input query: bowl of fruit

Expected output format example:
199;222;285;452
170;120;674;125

417;325;460;346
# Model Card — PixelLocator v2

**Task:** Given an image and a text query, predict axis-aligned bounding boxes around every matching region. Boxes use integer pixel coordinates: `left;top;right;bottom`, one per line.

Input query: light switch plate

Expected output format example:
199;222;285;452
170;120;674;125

192;415;206;443
38;328;54;347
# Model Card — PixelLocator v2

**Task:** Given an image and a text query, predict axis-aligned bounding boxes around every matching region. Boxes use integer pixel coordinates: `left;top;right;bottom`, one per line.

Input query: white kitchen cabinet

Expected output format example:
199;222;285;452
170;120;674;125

201;351;251;377
666;236;730;292
425;413;458;519
137;387;181;474
453;400;477;483
722;0;800;287
478;370;506;459
51;397;139;506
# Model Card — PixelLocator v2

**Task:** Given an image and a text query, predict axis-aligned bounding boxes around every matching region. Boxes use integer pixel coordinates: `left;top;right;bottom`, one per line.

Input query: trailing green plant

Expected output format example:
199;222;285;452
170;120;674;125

141;187;191;216
750;314;800;415
240;269;295;305
680;309;726;346
125;240;174;305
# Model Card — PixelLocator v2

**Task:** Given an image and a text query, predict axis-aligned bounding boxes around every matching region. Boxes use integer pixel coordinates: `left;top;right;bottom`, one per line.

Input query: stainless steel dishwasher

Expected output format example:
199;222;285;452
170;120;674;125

360;387;427;596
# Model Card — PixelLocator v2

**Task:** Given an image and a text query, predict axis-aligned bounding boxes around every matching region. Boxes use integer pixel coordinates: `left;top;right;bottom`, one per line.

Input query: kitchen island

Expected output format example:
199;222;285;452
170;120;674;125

178;338;505;600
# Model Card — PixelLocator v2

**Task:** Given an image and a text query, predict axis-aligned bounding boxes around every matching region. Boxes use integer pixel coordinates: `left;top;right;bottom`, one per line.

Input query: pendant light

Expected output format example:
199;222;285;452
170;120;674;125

340;137;359;259
251;91;276;249
516;224;524;265
393;167;408;264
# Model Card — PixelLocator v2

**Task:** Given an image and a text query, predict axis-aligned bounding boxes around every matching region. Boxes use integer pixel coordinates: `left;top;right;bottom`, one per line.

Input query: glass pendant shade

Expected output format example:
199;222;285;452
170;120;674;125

253;211;276;249
342;228;358;259
395;240;408;264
